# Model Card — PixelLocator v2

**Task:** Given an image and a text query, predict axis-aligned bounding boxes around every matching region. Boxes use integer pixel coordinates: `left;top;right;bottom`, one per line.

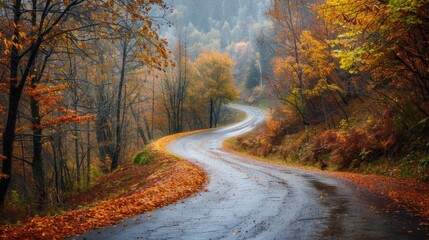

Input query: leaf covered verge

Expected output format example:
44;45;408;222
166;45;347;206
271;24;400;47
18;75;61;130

0;133;206;240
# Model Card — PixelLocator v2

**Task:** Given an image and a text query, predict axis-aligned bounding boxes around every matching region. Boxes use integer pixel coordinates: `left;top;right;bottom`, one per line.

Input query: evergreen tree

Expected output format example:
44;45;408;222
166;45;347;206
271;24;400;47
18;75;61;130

246;59;260;89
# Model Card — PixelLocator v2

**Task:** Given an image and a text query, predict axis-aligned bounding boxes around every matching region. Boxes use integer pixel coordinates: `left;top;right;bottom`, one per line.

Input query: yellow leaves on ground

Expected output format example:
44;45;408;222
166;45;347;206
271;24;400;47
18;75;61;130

153;129;207;153
0;133;206;240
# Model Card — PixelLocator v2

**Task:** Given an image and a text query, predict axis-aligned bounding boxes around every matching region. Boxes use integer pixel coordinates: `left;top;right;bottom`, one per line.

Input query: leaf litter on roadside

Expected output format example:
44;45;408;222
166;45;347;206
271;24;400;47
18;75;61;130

0;132;207;240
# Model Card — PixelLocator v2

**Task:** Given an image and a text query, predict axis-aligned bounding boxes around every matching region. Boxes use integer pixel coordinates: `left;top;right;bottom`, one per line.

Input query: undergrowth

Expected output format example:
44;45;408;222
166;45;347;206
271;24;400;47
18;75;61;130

132;147;156;165
234;102;429;181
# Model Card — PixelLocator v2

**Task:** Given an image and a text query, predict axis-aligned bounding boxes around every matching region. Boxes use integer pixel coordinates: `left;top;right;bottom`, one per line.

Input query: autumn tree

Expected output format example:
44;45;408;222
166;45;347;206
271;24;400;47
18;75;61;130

0;0;170;210
0;0;91;211
108;2;170;171
158;49;238;132
267;0;353;128
318;0;429;126
299;30;350;125
182;78;209;130
195;52;239;128
246;58;261;89
267;0;312;127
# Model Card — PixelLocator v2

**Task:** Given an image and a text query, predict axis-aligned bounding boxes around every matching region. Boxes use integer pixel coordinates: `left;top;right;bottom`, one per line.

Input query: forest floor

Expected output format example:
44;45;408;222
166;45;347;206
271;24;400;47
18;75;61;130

224;140;429;229
0;131;206;240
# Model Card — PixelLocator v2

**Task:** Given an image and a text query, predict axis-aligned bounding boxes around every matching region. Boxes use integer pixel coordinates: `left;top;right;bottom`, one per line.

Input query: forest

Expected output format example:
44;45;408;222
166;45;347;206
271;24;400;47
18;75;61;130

235;0;429;180
0;0;240;222
1;0;429;234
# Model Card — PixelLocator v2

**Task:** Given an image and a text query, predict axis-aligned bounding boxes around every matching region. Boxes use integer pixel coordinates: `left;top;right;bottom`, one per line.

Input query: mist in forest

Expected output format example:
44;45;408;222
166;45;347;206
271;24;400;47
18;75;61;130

1;1;429;237
164;0;271;57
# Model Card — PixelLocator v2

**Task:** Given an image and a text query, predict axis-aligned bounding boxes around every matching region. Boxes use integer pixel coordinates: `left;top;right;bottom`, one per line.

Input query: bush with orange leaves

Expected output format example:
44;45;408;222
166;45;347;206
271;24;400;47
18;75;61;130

237;106;305;157
311;112;397;170
235;107;412;172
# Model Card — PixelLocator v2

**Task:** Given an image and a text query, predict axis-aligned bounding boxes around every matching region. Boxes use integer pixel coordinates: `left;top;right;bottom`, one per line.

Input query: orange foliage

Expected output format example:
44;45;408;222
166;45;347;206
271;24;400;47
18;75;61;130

25;84;69;98
311;114;396;169
0;131;207;240
0;173;9;179
44;113;95;127
331;172;429;227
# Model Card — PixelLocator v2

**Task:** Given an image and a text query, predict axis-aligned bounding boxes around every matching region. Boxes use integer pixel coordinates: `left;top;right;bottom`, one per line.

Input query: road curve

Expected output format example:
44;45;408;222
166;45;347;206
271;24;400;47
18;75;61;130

77;104;424;239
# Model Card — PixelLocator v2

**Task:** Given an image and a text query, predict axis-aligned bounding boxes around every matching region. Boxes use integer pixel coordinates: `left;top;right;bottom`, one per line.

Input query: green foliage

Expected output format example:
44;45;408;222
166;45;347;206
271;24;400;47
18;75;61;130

90;165;104;184
1;190;29;225
246;59;261;89
389;0;426;21
10;190;25;208
132;148;156;165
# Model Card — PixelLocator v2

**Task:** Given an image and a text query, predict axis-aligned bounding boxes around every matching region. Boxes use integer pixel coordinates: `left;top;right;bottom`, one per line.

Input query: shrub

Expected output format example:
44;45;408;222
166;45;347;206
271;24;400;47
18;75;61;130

330;129;369;169
132;148;155;165
311;130;337;161
310;112;398;169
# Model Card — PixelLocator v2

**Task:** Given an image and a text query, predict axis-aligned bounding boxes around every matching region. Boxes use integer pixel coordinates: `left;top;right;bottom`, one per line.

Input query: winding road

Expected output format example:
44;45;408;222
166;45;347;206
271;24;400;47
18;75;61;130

77;104;424;239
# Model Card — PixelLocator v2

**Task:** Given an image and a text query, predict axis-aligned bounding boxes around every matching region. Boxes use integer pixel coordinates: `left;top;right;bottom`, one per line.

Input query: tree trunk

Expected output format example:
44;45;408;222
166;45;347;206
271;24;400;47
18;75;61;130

214;99;223;128
29;2;51;206
73;85;80;190
209;98;214;128
0;89;21;209
1;0;85;208
111;38;128;170
31;85;46;207
86;120;91;189
0;0;23;209
50;139;62;204
95;85;114;172
131;106;149;145
94;44;112;171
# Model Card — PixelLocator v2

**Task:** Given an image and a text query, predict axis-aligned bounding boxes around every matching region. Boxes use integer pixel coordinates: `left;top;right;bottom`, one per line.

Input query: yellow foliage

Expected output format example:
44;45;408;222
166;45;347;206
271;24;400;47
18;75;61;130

299;31;335;79
195;51;239;102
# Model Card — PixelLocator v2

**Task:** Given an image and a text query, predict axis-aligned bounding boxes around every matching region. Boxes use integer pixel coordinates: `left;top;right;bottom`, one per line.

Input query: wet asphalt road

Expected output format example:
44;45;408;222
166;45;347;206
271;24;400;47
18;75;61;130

76;104;426;240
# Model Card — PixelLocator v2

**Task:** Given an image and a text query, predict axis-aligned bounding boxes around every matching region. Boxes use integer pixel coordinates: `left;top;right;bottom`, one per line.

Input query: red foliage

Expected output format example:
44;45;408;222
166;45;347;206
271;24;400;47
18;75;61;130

331;129;370;169
311;112;397;169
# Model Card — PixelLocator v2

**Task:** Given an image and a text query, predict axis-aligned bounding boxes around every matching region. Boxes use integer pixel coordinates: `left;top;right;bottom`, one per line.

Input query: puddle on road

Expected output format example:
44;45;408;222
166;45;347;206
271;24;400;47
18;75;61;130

309;179;347;238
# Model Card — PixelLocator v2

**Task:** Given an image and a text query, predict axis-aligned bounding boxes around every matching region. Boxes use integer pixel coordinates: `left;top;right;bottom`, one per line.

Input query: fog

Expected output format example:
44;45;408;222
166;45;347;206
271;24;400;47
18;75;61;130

163;0;271;58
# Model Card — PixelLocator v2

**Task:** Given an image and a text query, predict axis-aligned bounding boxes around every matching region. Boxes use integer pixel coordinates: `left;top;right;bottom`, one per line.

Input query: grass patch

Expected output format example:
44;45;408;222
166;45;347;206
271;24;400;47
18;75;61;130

132;147;156;165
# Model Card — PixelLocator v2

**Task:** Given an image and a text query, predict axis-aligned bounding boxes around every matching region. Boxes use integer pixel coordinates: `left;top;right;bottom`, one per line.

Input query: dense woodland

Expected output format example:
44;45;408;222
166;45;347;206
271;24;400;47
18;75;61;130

0;0;239;221
1;0;429;225
238;0;429;180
